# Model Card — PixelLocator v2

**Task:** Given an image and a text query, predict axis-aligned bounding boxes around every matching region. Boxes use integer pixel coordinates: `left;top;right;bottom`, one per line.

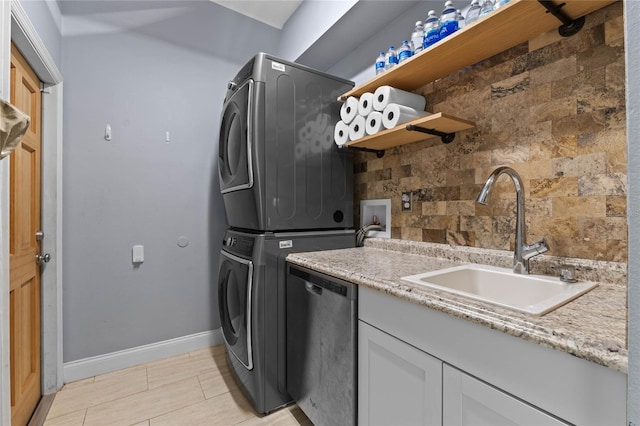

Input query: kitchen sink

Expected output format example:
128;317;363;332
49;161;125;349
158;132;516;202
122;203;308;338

401;264;598;316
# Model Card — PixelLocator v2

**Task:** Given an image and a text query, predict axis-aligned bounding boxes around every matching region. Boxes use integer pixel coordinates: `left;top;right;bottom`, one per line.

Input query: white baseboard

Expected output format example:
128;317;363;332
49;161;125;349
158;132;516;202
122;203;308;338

63;329;224;383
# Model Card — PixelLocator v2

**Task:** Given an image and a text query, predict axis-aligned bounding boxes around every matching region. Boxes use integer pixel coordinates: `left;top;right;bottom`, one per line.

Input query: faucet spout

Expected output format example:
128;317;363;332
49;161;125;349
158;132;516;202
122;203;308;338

476;166;549;274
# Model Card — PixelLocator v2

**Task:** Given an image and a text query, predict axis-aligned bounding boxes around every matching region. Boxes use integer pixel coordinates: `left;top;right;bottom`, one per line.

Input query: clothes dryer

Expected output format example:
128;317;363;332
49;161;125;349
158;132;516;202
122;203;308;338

218;53;354;232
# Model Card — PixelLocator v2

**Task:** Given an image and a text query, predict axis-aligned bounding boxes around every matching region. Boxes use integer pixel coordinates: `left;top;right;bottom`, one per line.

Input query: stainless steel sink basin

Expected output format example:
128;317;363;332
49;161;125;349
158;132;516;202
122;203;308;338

401;264;598;316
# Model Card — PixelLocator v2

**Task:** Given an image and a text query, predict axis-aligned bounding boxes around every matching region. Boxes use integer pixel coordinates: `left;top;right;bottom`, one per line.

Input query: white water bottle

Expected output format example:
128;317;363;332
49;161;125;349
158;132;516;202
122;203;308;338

456;9;465;29
398;40;413;63
411;21;425;54
479;0;495;18
375;51;385;75
494;0;510;11
465;0;482;24
384;46;398;70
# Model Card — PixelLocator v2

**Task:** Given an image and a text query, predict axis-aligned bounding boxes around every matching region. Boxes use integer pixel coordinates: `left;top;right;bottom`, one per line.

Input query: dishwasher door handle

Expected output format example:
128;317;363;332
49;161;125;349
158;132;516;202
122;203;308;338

305;282;323;296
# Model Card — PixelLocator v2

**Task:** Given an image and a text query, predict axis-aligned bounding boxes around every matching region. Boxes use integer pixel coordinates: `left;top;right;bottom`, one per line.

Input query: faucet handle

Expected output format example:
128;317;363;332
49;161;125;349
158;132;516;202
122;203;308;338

522;238;549;260
560;264;578;283
536;237;549;251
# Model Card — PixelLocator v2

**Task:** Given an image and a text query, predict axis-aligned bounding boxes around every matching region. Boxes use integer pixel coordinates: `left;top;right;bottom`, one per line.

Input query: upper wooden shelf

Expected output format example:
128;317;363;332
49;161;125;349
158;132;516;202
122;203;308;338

346;113;476;151
339;0;617;99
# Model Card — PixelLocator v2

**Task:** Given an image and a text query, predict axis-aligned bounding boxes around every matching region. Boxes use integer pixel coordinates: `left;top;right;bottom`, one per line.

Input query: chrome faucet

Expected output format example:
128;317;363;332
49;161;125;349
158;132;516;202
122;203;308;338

476;166;549;274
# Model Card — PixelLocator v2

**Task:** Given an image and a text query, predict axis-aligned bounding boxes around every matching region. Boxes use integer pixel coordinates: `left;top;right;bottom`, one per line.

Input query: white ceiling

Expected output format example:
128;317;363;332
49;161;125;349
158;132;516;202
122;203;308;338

209;0;303;29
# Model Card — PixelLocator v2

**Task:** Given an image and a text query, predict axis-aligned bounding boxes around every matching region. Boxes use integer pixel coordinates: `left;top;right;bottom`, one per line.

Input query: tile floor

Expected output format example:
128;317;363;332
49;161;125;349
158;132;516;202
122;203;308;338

43;345;312;426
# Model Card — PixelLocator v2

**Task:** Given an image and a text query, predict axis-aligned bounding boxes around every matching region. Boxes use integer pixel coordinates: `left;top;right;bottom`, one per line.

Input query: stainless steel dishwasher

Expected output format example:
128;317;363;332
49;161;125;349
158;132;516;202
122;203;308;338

286;264;357;426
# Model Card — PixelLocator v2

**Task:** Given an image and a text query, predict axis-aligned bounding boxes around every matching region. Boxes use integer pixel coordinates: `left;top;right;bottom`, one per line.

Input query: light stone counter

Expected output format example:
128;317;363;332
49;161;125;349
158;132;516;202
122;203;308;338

286;238;628;373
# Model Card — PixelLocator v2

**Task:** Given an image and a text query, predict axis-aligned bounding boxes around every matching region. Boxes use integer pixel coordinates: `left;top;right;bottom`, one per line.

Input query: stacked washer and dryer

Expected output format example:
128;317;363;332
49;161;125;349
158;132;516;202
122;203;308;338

216;53;356;413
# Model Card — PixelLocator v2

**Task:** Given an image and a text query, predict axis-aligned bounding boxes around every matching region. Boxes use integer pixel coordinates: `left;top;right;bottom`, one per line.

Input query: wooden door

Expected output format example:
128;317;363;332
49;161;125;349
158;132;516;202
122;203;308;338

9;43;42;426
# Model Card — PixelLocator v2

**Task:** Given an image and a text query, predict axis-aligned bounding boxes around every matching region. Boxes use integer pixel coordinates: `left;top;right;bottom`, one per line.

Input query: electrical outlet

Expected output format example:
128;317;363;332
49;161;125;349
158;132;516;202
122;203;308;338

401;192;412;212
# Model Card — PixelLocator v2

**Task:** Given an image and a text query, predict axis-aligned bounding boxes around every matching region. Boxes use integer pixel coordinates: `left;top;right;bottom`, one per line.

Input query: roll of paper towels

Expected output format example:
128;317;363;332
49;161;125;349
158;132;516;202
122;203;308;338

365;111;384;135
358;92;374;117
373;86;426;112
348;115;366;141
340;97;358;124
382;104;426;129
334;121;350;146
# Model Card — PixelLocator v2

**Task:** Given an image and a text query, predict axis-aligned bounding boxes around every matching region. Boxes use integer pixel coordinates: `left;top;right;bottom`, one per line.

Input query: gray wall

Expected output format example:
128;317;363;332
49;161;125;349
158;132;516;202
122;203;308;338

17;0;62;71
278;0;465;80
625;0;639;422
59;1;280;67
277;0;357;62
61;25;260;361
325;0;466;83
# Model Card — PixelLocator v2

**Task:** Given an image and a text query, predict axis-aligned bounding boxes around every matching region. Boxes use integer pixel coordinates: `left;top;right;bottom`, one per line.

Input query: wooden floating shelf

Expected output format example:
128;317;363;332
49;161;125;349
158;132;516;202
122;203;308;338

339;0;616;100
346;113;476;151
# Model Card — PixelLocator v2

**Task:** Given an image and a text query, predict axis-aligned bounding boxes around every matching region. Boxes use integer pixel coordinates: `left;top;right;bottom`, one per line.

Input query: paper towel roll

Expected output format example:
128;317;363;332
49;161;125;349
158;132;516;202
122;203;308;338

358;92;374;117
340;97;358;124
382;104;426;129
348;115;366;141
373;86;426;112
334;121;350;146
365;111;384;136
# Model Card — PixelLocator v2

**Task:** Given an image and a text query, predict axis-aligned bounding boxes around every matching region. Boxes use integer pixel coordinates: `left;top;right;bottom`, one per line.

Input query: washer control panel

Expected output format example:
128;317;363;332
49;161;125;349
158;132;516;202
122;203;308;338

222;231;254;259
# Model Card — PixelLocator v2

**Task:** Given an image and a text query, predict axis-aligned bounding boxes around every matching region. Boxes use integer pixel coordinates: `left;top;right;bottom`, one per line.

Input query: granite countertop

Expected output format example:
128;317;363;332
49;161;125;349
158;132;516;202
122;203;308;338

286;238;628;373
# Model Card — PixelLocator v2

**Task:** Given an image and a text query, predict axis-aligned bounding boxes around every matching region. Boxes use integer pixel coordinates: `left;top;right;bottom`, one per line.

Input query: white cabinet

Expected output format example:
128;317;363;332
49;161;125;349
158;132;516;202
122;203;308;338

358;286;626;426
358;322;442;426
358;320;567;426
442;365;567;426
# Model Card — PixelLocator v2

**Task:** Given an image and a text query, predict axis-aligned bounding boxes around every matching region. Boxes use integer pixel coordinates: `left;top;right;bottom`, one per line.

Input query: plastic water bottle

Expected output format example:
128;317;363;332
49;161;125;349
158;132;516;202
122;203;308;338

493;0;510;11
384;46;398;70
439;1;459;40
411;21;425;54
456;9;465;29
465;0;482;25
479;0;495;18
398;40;413;63
422;10;440;49
375;51;385;75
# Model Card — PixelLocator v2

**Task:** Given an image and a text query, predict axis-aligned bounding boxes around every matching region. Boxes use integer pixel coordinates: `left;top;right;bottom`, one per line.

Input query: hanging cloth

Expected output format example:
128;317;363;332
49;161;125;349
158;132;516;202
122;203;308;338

0;98;30;159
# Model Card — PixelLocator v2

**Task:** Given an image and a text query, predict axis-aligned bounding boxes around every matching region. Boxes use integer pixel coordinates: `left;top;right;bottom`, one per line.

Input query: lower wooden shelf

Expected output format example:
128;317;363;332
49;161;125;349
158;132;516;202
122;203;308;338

345;113;475;151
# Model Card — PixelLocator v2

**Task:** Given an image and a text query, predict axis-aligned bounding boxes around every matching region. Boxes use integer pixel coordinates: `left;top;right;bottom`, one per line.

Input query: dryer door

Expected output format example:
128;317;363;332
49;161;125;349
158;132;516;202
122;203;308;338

219;79;254;194
218;250;254;370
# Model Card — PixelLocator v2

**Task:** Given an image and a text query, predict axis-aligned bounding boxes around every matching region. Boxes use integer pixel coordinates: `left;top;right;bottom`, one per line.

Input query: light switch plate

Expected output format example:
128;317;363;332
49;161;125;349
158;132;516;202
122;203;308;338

132;245;144;263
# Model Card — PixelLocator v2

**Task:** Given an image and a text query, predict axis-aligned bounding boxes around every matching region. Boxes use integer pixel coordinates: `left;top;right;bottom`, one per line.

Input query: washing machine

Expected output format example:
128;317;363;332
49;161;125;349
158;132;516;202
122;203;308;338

217;227;355;413
218;53;355;232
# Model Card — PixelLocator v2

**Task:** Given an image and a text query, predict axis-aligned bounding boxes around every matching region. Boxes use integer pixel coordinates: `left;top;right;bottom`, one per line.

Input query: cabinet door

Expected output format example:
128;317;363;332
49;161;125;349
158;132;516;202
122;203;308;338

359;321;442;426
443;365;568;425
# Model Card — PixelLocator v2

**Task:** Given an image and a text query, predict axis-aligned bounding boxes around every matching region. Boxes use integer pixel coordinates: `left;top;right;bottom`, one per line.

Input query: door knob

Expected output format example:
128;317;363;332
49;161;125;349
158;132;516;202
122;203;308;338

36;253;51;264
35;230;44;241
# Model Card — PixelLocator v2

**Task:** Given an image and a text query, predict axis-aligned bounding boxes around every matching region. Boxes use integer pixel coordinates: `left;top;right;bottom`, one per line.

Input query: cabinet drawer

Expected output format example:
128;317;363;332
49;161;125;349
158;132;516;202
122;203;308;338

443;364;567;425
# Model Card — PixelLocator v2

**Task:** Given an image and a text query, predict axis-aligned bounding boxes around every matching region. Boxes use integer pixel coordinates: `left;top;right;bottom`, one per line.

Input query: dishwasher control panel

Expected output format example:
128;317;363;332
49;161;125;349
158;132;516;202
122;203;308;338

289;266;348;296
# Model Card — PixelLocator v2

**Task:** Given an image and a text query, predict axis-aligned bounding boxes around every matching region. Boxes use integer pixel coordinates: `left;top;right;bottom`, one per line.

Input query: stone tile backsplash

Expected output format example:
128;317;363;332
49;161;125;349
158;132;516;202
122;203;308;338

354;3;626;262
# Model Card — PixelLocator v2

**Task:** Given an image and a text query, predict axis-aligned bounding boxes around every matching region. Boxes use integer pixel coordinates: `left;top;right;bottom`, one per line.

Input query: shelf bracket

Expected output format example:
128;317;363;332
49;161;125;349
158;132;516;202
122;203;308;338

339;145;385;158
537;0;585;37
406;124;456;144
